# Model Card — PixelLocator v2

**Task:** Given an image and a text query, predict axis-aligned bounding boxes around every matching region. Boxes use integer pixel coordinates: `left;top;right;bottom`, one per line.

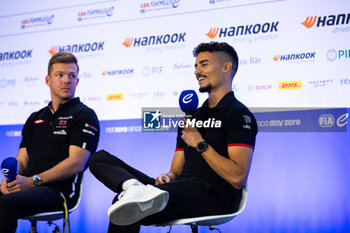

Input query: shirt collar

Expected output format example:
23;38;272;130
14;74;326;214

201;91;235;110
47;97;80;113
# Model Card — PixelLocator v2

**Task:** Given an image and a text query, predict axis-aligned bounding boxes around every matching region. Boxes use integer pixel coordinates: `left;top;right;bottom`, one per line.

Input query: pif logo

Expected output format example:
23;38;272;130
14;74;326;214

279;81;302;90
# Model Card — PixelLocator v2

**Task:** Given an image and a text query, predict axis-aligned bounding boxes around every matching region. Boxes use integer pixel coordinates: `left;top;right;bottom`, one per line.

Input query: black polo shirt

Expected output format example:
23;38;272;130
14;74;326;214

20;97;99;205
175;91;257;210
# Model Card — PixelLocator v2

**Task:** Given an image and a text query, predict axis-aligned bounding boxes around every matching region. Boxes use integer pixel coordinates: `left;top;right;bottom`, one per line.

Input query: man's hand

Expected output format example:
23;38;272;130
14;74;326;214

6;175;34;193
155;171;177;185
0;177;10;194
181;118;204;148
155;174;172;185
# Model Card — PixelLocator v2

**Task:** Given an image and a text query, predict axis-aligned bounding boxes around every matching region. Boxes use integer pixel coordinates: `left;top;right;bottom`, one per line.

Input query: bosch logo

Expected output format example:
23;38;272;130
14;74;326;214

183;94;193;104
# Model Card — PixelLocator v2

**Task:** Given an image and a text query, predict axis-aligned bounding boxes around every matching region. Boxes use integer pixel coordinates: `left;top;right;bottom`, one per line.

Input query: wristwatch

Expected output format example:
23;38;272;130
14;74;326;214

196;141;208;153
33;175;43;186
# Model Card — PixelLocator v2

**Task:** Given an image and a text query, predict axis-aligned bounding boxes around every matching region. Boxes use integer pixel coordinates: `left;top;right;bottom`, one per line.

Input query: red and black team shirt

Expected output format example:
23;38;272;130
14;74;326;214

175;91;257;191
20;97;99;206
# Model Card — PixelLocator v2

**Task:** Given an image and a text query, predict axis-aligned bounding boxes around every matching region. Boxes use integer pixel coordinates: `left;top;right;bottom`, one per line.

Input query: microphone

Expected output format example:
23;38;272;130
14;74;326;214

1;157;19;181
179;90;199;118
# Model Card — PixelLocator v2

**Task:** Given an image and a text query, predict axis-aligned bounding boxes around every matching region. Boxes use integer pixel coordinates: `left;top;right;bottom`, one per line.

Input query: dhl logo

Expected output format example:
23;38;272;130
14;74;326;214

107;94;124;101
301;16;317;28
279;81;302;90
123;38;134;47
49;46;58;55
206;28;220;39
273;55;281;61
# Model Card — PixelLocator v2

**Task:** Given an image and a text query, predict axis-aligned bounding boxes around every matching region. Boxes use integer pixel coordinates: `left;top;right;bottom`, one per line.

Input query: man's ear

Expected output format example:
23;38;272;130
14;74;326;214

45;75;50;87
223;61;232;73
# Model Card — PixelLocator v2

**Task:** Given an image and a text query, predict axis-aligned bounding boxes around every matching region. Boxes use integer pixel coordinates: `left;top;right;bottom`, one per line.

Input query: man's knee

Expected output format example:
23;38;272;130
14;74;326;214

89;150;110;172
0;196;12;211
0;196;17;219
0;196;18;232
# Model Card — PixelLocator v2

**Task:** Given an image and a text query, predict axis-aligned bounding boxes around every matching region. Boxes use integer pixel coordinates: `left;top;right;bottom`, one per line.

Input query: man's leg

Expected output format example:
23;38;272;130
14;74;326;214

140;177;232;225
89;150;156;193
0;194;17;233
0;186;63;233
89;150;168;228
107;177;235;233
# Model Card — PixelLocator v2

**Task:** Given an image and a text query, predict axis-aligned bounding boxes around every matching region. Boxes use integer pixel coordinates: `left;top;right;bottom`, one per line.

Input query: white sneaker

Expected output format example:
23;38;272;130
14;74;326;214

108;184;169;226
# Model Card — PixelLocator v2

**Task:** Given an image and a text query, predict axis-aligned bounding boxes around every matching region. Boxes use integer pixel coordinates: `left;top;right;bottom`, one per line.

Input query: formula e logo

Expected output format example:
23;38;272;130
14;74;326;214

319;114;335;128
1;168;9;175
336;113;348;127
143;110;161;129
182;94;193;104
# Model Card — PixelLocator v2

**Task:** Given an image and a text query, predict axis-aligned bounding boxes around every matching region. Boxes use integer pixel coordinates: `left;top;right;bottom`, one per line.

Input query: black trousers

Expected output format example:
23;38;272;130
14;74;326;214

89;150;235;233
0;186;63;233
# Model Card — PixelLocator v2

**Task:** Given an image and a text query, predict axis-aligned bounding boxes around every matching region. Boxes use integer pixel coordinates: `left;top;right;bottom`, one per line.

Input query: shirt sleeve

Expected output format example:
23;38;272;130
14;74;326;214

175;126;185;151
20;112;36;149
225;108;258;150
69;108;100;153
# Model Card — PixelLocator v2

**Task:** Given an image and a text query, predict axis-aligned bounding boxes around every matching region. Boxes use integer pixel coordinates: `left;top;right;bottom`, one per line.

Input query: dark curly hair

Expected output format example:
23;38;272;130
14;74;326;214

193;41;239;77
